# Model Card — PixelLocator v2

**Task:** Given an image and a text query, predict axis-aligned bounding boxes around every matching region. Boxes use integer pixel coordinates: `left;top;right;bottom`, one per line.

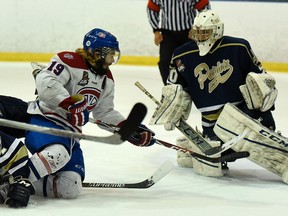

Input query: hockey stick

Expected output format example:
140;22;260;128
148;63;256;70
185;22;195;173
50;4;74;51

156;139;249;163
0;103;147;144
82;160;174;189
134;81;244;155
90;119;249;163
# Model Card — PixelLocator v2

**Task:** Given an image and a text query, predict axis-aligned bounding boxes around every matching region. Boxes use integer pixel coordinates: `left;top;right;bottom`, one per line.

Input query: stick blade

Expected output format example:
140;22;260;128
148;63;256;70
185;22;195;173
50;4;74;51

117;103;147;141
125;160;174;189
150;160;174;184
205;132;247;156
220;151;250;163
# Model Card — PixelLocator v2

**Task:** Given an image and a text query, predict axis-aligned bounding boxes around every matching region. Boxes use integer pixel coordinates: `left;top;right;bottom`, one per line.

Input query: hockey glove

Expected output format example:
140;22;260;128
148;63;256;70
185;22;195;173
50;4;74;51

150;84;192;131
59;94;89;126
5;176;35;208
128;124;156;147
239;72;277;112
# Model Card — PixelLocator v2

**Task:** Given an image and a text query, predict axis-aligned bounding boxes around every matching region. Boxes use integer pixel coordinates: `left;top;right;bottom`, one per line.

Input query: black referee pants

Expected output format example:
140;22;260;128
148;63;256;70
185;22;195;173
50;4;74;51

158;29;191;85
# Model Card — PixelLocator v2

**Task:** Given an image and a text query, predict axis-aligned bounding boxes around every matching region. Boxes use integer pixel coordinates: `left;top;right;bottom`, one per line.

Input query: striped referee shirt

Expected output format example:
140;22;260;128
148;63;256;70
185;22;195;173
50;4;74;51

147;0;210;32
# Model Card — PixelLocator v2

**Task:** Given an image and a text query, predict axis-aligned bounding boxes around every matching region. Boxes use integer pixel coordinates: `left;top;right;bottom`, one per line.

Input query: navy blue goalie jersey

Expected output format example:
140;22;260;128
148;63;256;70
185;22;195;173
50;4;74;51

167;36;265;129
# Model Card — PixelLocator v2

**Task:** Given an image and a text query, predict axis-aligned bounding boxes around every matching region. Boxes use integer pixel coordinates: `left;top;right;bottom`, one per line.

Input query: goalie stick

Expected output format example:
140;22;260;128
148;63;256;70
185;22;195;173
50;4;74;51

0;103;147;144
156;139;249;163
82;160;174;189
90;119;249;163
134;81;244;156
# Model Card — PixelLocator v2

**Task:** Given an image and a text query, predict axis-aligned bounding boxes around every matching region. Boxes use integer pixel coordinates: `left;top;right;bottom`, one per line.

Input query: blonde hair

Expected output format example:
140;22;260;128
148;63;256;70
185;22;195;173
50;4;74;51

75;48;98;64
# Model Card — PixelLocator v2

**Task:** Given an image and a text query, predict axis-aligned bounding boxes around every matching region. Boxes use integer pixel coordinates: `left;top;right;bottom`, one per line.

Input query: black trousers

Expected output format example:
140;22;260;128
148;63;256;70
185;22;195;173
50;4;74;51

158;29;191;85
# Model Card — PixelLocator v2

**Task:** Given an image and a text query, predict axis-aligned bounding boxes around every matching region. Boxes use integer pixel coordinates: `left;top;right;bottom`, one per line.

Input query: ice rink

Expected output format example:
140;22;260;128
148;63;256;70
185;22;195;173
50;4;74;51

1;62;288;215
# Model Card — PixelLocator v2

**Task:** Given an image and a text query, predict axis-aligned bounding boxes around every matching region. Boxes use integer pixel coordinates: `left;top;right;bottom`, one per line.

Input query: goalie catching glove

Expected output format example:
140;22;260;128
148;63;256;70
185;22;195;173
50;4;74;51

59;94;89;126
239;72;277;112
149;84;192;131
128;124;156;147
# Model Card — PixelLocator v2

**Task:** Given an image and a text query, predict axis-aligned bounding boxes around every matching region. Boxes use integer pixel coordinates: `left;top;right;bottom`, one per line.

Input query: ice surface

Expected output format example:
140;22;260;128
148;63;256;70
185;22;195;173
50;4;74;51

1;62;288;215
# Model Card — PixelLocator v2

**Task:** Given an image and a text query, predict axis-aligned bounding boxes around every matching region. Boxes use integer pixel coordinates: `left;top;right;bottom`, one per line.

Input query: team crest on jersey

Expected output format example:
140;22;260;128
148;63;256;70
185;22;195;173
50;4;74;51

97;32;106;38
78;87;100;111
175;59;185;72
63;53;74;59
78;71;90;86
194;59;233;93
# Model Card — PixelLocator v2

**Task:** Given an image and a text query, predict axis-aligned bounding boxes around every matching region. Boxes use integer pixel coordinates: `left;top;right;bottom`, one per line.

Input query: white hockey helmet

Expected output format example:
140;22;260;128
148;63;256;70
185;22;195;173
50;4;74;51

190;10;224;56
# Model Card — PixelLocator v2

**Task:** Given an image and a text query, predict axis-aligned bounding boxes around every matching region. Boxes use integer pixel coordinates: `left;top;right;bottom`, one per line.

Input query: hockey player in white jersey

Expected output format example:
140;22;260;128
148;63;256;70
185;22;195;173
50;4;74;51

25;28;156;199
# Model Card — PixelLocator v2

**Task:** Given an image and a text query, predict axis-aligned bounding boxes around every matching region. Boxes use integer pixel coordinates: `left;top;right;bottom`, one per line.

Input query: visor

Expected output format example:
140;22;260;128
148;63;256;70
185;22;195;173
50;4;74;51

102;47;121;65
190;26;213;42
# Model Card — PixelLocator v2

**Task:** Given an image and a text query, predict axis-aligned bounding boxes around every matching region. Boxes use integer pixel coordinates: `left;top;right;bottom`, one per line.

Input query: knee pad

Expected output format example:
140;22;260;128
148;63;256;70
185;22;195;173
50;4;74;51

54;171;82;198
28;144;70;182
34;171;82;199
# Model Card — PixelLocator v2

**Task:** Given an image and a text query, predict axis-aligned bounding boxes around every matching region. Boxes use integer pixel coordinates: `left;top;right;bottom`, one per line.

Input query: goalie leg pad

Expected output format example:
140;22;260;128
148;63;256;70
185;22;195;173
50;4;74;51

176;136;194;168
176;136;224;177
214;103;288;183
191;140;224;177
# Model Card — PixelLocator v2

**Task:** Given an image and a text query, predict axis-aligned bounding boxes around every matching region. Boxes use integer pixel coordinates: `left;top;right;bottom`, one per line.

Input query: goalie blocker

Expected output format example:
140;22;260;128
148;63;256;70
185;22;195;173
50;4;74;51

214;103;288;184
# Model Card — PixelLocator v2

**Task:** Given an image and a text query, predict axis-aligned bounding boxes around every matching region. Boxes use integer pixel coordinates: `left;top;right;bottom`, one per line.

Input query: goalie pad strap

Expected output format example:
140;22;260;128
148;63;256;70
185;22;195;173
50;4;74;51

214;103;288;183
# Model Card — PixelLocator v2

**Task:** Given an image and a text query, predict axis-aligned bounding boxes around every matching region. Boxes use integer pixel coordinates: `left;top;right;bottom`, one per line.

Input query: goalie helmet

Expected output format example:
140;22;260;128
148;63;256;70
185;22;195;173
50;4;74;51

190;10;224;56
83;28;120;64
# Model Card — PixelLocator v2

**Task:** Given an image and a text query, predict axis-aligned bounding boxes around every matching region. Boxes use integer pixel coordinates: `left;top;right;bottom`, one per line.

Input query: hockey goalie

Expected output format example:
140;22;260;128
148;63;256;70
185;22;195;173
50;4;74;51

150;70;281;180
149;10;279;180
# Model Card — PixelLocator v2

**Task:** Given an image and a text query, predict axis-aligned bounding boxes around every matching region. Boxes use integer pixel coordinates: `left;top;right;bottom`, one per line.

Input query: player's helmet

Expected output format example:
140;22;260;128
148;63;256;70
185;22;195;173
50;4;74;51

83;28;120;64
190;10;224;56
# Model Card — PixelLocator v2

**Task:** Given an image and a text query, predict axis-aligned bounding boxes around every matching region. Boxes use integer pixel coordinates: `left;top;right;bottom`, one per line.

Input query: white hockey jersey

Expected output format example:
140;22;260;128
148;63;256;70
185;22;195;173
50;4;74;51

27;51;125;132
